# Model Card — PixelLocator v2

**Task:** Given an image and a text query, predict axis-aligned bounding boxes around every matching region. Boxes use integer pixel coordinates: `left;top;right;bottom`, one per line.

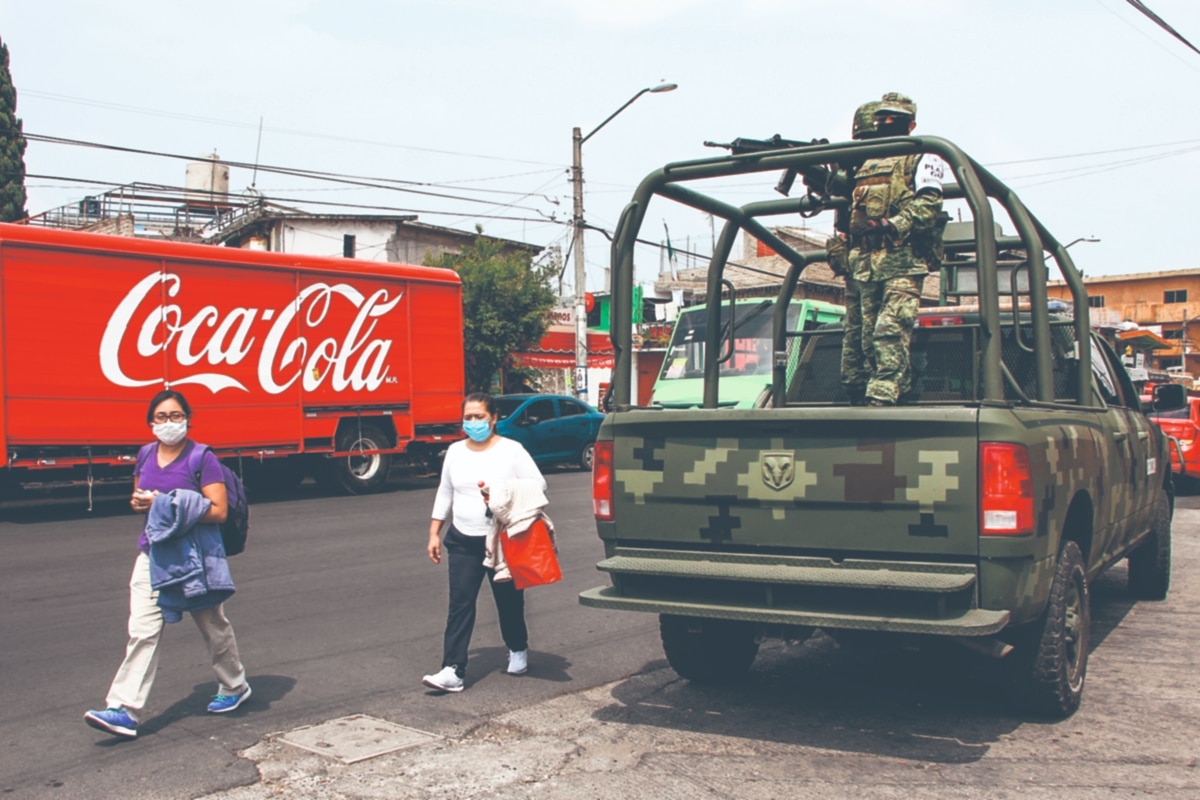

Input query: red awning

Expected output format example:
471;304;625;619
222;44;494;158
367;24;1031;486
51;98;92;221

511;327;615;369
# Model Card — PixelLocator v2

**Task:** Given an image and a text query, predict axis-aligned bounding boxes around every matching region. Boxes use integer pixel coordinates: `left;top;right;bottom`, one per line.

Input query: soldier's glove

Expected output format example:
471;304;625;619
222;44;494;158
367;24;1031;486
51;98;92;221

866;218;895;236
850;218;893;238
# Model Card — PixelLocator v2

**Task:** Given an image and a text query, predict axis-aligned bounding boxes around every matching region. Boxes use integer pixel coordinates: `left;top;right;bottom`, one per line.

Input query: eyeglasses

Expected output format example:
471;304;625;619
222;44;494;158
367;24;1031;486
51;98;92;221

152;412;187;423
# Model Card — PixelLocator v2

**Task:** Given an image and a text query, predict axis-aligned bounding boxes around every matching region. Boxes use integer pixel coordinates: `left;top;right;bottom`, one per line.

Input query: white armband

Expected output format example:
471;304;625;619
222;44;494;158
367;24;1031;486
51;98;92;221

914;154;949;194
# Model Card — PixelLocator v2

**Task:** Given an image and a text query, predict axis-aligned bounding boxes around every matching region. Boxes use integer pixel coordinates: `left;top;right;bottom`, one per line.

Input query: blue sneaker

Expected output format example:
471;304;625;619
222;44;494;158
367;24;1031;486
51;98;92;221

206;684;252;714
84;708;138;738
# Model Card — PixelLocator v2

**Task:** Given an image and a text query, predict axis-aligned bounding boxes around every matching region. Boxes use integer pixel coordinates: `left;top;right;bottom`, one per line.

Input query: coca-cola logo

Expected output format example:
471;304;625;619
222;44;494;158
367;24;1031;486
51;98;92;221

100;272;404;394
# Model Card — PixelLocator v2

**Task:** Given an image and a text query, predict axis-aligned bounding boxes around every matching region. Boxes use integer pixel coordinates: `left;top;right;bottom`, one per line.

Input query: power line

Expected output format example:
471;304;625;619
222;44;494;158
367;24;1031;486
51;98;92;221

24;133;557;214
20;172;570;227
18;88;564;168
988;137;1200;166
1124;0;1200;54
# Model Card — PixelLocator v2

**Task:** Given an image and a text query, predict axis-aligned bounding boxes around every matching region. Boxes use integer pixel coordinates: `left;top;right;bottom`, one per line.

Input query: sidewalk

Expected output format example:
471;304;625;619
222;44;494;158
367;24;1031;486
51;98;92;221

199;668;686;800
200;527;1200;800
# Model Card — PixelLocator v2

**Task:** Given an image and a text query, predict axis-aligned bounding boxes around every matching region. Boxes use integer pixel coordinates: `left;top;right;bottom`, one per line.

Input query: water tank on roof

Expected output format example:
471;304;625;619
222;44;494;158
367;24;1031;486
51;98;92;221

185;154;230;205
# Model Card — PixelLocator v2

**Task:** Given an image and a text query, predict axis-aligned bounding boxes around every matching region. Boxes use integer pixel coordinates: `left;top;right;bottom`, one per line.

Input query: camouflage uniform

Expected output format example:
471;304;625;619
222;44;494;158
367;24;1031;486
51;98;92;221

833;101;881;403
846;92;947;405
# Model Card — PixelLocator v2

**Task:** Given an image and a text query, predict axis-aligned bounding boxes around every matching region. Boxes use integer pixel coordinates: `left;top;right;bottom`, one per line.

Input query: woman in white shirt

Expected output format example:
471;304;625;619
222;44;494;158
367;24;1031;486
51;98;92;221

422;392;546;693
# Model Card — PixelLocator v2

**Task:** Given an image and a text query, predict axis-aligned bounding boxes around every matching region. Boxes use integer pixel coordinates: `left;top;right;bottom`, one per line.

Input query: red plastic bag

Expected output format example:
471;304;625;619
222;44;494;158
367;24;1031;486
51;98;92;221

501;518;562;590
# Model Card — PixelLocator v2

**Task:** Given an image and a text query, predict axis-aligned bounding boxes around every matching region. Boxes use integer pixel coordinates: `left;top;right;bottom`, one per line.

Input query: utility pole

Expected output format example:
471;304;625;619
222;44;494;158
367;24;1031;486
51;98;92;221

572;126;587;400
571;82;677;404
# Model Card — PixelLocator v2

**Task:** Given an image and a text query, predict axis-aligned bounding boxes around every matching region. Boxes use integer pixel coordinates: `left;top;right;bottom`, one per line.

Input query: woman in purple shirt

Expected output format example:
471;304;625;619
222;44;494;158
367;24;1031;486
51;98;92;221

83;389;251;739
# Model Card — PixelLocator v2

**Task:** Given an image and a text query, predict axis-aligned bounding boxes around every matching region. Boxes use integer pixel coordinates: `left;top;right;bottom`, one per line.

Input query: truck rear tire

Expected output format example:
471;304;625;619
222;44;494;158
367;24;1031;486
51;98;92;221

659;615;759;684
1128;493;1171;600
333;422;391;495
1009;540;1089;718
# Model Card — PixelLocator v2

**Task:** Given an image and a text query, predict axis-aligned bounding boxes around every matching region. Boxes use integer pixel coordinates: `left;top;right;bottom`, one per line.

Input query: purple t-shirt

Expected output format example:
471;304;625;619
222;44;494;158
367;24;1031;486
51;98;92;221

134;440;224;552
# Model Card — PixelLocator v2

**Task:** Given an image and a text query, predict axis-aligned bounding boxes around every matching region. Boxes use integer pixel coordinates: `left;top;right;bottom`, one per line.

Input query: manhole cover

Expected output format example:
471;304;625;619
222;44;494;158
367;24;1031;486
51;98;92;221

280;714;440;764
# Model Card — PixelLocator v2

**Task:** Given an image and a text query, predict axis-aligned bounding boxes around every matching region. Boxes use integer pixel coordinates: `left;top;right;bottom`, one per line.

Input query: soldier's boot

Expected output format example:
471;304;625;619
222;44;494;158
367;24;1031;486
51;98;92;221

867;398;894;407
845;386;867;406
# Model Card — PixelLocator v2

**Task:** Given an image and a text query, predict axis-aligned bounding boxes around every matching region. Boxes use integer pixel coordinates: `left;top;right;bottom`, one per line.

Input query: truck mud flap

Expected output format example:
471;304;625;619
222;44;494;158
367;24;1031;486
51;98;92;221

580;546;1010;636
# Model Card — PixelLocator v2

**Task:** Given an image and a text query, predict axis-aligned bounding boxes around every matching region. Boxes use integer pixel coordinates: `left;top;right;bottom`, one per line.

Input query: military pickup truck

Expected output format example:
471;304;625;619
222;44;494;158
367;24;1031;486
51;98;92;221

579;134;1185;718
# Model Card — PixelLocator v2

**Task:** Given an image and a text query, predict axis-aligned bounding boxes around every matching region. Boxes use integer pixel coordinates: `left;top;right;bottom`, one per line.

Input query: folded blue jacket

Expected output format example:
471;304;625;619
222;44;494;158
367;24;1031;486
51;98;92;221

146;489;235;622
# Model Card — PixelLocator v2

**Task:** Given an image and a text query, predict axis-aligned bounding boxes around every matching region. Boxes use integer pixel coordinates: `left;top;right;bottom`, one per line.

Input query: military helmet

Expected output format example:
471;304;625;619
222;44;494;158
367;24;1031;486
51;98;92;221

878;91;917;118
852;101;881;139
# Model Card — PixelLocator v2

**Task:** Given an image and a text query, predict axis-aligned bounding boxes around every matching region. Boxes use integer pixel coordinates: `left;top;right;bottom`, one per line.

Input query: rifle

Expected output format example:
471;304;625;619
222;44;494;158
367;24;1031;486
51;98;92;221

703;135;847;200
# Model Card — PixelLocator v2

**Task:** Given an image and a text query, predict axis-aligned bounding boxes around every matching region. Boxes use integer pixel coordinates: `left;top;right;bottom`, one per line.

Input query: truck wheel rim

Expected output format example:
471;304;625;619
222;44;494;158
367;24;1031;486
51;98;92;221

1064;571;1086;687
348;437;382;480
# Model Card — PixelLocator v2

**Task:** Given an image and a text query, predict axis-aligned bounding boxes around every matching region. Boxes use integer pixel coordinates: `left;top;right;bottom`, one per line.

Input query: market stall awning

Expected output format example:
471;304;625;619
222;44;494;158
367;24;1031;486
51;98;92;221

511;326;614;369
1118;329;1172;350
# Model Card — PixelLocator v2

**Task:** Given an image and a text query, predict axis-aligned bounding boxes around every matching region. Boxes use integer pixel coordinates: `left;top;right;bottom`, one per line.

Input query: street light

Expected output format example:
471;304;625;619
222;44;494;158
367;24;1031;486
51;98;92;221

572;82;677;401
1063;236;1100;249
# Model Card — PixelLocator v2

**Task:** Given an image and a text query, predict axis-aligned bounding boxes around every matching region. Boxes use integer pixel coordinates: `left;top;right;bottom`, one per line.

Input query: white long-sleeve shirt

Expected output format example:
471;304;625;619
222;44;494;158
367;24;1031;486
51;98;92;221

431;437;545;537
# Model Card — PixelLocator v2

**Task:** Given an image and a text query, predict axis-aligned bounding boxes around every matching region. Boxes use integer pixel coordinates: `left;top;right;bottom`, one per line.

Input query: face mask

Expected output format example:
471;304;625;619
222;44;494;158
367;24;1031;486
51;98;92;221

463;419;491;443
153;419;188;446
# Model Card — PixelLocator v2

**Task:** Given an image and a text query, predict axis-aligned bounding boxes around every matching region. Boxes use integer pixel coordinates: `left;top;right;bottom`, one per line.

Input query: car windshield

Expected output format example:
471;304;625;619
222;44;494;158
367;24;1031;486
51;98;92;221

493;397;525;420
660;301;799;381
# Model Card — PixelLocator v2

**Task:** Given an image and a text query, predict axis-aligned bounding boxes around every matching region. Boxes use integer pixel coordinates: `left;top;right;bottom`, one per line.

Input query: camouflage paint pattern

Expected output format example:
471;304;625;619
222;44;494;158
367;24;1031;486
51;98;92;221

586;402;1173;634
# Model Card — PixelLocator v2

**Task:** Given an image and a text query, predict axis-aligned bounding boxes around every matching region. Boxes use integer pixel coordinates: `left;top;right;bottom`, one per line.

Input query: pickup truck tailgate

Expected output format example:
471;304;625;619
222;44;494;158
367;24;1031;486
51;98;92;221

603;406;981;558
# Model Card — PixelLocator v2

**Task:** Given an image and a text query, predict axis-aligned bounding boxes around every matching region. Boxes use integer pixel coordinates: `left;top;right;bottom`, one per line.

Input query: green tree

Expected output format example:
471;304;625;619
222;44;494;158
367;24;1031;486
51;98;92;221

0;38;27;223
427;233;557;392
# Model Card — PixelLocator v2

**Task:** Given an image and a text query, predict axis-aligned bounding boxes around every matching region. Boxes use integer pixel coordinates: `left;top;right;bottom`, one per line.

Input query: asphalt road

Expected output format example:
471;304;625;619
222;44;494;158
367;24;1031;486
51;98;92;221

0;468;658;799
4;474;1199;799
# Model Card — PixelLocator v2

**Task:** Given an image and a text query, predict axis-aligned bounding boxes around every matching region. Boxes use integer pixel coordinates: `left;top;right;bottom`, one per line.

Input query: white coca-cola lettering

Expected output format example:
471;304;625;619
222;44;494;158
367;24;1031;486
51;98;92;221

100;271;404;395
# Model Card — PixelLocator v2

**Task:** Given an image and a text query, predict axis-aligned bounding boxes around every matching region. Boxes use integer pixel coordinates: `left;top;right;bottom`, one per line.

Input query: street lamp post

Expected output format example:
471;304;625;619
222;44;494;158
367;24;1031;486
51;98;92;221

572;82;676;402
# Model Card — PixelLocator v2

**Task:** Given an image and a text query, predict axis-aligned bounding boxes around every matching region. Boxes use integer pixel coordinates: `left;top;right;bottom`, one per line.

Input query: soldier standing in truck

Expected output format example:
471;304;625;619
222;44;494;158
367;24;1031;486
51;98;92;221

846;92;949;406
827;99;881;405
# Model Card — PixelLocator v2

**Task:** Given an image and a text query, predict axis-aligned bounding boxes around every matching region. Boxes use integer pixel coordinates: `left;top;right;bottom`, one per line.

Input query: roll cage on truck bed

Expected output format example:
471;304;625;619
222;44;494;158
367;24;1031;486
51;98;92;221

605;134;1092;409
583;133;1185;718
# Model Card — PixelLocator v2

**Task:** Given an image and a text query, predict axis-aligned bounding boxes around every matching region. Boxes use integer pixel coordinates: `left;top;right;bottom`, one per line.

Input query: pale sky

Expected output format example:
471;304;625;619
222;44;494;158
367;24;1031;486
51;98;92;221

5;0;1200;291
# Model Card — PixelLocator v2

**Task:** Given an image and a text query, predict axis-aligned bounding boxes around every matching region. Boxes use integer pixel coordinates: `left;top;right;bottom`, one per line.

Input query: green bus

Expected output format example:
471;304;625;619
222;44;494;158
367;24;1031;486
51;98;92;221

651;298;845;408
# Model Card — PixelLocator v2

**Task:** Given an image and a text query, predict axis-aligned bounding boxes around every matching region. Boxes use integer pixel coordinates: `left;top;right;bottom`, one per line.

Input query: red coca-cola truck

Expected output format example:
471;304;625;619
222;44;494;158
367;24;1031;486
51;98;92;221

0;223;464;499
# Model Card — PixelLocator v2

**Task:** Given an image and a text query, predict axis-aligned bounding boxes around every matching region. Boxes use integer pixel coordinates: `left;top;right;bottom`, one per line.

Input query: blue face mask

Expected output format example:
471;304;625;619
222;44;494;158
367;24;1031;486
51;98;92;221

463;419;491;442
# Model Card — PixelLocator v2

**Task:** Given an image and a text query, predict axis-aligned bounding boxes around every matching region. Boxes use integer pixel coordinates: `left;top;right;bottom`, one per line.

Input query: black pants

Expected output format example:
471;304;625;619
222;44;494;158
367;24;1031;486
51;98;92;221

442;526;527;677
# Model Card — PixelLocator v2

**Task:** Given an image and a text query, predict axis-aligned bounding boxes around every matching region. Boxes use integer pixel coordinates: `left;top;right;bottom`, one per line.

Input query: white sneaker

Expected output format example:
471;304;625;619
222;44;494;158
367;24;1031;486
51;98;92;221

507;649;528;675
422;666;464;693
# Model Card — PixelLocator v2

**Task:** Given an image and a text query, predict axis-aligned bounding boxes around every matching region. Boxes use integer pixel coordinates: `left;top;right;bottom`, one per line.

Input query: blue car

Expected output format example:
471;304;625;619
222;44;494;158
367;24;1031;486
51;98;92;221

493;394;605;470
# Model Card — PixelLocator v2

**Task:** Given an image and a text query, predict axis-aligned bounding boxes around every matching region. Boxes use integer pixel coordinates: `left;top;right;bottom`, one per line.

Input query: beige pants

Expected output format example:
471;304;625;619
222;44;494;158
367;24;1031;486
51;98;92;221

105;552;247;719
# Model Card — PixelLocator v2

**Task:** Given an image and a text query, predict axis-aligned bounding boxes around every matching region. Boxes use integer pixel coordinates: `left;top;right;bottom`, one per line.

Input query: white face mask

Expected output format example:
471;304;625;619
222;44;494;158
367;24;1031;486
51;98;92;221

152;419;188;446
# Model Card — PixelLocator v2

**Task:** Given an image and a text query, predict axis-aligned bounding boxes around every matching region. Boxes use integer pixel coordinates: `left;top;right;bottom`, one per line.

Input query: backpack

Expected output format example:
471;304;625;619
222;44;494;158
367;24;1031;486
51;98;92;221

187;445;250;556
135;442;250;556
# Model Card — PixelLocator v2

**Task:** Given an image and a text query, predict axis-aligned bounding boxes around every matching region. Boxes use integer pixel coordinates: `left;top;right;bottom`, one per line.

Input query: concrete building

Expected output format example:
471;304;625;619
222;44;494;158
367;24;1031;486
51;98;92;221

1048;269;1200;376
210;205;540;264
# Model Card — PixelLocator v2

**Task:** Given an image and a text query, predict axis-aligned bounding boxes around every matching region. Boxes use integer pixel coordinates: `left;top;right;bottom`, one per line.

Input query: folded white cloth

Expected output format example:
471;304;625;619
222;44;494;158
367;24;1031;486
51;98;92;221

483;479;556;582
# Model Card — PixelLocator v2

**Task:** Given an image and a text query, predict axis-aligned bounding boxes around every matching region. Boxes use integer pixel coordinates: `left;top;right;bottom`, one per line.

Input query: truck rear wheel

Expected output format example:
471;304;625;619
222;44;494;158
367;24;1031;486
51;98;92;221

1128;493;1171;600
333;421;391;495
1009;540;1090;718
659;615;759;684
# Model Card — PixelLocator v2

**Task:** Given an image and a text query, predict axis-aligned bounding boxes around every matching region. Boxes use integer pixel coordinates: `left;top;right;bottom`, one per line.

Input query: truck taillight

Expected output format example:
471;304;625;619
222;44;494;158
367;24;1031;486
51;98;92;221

980;442;1034;535
593;441;614;521
918;315;964;327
